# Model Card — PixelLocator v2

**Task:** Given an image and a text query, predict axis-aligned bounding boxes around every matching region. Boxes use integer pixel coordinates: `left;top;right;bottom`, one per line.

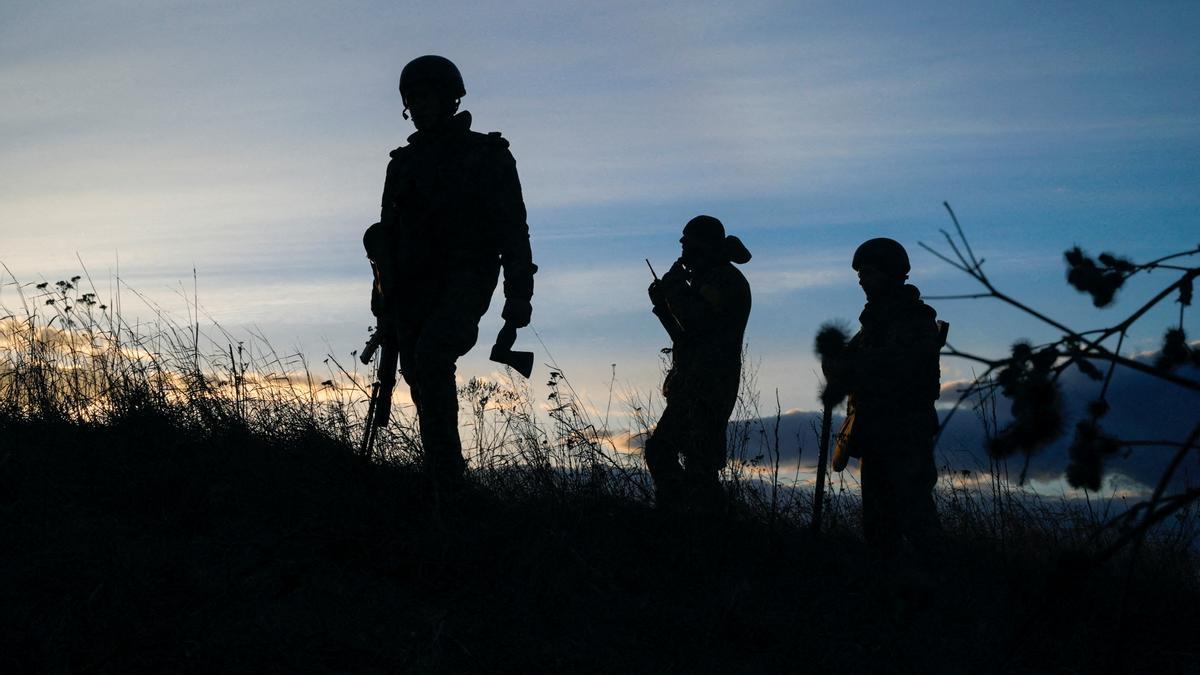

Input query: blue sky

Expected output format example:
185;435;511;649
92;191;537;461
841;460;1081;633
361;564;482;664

2;0;1198;425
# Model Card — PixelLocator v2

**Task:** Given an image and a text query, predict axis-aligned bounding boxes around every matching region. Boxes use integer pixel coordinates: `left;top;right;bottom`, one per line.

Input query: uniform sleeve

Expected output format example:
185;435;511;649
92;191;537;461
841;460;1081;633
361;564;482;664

380;154;402;228
652;302;685;342
489;146;537;302
371;153;404;316
661;276;732;340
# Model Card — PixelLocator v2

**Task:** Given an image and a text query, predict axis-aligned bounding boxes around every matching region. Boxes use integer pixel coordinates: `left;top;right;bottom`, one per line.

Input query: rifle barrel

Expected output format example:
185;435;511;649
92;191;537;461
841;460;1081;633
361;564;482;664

360;382;380;457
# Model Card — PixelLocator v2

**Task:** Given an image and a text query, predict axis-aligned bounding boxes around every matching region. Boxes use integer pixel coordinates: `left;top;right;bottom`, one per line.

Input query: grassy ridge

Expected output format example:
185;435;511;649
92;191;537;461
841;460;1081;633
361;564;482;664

2;279;1198;672
2;407;1198;674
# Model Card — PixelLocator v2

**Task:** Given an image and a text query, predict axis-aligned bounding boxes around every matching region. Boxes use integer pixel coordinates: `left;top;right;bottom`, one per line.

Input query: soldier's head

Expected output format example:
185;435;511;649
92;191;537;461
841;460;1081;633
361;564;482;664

399;55;465;131
680;215;751;270
852;237;910;298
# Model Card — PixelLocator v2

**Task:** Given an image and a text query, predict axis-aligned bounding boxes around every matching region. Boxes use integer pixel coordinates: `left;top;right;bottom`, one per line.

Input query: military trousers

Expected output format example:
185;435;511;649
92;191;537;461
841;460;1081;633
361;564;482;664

396;261;499;482
644;388;734;510
855;418;942;556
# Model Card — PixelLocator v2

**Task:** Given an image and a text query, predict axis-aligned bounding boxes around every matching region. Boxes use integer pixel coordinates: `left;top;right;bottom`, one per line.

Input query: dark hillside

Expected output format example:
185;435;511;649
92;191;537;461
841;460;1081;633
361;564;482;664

2;410;1197;674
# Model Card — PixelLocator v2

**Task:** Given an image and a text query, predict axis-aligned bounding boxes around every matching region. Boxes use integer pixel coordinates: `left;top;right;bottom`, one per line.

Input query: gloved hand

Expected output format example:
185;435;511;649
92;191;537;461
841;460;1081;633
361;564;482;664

502;298;533;327
650;259;689;307
661;259;690;284
648;280;666;307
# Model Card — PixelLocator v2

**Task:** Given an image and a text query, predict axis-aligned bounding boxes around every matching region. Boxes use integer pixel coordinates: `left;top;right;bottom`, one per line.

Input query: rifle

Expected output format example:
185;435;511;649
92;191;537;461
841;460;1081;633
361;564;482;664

361;218;406;459
358;326;399;458
360;381;381;457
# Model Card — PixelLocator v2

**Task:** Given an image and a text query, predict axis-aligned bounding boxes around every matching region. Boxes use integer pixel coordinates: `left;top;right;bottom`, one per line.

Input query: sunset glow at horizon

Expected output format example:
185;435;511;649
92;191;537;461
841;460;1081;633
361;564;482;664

3;2;1198;489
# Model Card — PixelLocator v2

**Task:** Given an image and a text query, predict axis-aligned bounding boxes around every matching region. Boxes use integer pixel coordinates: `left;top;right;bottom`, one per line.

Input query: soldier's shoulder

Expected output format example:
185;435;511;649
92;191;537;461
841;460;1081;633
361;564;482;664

466;131;517;172
717;262;751;293
387;138;433;176
467;130;515;160
699;264;751;309
467;130;511;147
895;286;936;318
912;297;938;322
897;300;939;338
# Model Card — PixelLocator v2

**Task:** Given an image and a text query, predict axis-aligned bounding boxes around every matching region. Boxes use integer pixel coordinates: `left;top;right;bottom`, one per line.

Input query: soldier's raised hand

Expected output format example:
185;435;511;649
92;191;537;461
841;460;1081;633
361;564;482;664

662;259;690;284
648;280;666;307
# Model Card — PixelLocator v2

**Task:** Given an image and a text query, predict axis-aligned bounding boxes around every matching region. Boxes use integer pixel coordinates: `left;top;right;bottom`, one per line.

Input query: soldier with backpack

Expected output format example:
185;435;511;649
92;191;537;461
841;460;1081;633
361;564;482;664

363;55;536;487
645;216;752;511
823;238;946;555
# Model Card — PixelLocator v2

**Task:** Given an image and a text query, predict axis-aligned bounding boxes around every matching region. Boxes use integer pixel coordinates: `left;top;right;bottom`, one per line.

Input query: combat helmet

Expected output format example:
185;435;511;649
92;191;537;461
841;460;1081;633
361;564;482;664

399;55;466;100
682;215;752;265
852;238;910;278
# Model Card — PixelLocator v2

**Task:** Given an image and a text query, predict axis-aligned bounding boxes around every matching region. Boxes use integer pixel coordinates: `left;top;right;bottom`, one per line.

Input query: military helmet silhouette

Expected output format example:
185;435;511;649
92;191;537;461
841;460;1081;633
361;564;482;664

683;215;752;265
399;55;466;99
683;215;725;242
852;237;910;277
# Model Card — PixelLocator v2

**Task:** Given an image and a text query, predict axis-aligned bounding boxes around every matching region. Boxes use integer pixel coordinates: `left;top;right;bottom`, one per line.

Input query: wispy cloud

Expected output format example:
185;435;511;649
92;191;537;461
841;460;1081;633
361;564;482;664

747;252;847;296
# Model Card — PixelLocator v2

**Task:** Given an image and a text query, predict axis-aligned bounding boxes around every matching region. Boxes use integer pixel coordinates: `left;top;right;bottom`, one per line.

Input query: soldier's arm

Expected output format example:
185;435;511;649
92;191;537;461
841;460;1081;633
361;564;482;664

488;143;537;324
380;149;404;227
369;151;405;317
648;260;687;337
662;276;725;337
651;300;685;342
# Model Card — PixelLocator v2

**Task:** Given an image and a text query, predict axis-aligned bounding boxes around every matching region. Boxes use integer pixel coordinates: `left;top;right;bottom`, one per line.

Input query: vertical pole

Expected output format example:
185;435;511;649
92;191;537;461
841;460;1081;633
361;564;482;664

811;405;833;535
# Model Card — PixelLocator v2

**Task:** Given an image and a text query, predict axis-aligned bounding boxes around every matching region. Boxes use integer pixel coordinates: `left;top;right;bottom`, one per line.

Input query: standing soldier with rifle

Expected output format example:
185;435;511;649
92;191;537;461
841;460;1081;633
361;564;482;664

822;238;946;556
645;216;752;511
362;55;536;487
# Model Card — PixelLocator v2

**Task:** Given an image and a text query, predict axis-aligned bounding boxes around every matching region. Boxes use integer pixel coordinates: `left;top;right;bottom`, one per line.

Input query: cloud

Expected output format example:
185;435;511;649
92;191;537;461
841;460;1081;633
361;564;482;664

6;1;1198;265
938;378;976;400
533;264;649;321
4;0;1198;447
747;253;846;296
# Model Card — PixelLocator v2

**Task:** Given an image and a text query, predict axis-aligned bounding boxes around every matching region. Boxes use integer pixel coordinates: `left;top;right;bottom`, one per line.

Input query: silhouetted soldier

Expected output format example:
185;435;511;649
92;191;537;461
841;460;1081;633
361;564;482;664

363;55;536;486
825;238;943;555
645;216;752;510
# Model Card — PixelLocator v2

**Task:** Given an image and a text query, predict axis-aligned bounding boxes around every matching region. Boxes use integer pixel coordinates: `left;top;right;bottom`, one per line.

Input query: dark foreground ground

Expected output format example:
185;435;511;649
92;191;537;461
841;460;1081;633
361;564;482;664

2;412;1198;674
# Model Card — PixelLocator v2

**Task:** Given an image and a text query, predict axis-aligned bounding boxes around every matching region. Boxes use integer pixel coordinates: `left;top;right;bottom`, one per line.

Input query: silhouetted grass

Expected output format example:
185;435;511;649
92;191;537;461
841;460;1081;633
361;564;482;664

2;274;1198;673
